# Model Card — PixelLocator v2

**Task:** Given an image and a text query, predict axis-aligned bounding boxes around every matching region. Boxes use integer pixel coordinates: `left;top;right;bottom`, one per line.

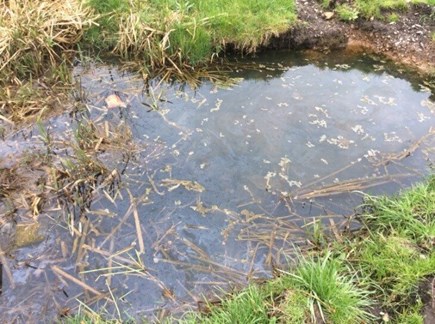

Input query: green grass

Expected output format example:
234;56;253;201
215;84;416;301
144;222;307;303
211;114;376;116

175;176;435;323
1;0;296;122
83;0;297;68
359;176;435;248
356;235;435;303
323;0;435;20
336;4;359;21
181;252;372;323
283;253;372;323
62;176;434;322
182;285;273;323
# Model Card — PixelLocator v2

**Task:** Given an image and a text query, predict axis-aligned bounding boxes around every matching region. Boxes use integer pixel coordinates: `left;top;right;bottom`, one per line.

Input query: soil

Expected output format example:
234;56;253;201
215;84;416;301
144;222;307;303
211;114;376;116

420;276;435;324
267;0;435;75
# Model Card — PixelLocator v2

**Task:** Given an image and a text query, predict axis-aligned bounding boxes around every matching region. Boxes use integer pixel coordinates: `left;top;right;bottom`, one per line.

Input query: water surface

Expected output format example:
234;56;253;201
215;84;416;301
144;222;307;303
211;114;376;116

1;51;434;321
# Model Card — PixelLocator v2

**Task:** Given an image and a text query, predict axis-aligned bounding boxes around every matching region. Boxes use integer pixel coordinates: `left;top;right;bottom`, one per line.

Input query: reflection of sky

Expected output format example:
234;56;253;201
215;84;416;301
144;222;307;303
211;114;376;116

78;57;433;317
132;63;433;204
82;57;433;317
2;54;434;321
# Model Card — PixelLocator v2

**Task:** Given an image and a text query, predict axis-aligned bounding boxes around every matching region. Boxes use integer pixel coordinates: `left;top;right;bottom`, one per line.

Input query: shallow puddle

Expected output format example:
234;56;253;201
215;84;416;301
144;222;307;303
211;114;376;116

0;51;434;321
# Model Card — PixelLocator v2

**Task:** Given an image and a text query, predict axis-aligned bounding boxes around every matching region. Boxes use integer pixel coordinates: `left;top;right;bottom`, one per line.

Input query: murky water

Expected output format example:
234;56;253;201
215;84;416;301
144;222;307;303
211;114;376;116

1;51;434;321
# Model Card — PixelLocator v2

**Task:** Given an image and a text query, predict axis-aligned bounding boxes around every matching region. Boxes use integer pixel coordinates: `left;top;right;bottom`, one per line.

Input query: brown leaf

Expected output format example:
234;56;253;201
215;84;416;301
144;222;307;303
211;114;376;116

105;94;127;109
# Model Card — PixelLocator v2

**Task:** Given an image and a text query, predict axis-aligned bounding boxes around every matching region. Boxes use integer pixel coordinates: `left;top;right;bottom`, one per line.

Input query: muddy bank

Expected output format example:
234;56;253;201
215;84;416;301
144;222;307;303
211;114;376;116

266;0;435;75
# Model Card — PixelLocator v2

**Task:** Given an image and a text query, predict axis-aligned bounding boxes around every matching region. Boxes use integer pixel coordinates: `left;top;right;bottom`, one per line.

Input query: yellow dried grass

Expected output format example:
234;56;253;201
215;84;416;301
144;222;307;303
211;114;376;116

0;0;96;82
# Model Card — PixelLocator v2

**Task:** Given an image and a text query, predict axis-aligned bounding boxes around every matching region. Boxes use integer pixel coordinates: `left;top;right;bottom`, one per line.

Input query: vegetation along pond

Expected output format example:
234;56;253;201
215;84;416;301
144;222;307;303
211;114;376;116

0;50;434;322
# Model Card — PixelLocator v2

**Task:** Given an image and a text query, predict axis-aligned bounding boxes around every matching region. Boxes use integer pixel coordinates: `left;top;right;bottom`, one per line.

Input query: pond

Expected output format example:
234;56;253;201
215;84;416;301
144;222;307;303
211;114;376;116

0;50;434;321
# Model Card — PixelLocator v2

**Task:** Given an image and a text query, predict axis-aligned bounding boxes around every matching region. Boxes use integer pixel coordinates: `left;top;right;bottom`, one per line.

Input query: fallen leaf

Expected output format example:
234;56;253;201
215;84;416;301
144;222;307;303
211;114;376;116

105;94;127;109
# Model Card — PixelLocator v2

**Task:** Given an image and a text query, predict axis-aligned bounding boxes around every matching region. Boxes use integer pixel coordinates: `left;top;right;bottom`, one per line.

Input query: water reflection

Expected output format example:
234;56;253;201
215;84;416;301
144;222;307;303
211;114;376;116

0;52;434;321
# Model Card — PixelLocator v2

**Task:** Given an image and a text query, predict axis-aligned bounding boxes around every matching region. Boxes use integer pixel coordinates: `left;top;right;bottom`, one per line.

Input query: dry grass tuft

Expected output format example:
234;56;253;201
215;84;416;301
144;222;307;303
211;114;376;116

0;0;96;125
0;0;96;83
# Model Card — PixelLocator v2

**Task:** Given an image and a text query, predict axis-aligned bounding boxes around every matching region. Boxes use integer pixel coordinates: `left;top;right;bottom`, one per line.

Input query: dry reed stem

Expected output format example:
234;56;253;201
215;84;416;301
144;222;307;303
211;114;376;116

127;189;146;254
293;173;413;200
51;265;104;297
372;127;435;167
82;244;136;266
0;251;15;289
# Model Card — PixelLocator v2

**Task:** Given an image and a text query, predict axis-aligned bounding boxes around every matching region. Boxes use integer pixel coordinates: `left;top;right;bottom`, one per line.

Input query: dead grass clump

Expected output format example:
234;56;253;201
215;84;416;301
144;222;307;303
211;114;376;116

0;0;96;83
0;162;47;216
0;81;69;124
50;149;119;220
0;167;20;199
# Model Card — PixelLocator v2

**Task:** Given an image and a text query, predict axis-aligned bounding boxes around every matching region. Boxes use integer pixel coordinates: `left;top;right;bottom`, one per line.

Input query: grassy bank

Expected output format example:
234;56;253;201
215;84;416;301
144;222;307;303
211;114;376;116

0;0;297;80
1;0;434;124
179;176;435;323
84;0;297;68
0;0;296;124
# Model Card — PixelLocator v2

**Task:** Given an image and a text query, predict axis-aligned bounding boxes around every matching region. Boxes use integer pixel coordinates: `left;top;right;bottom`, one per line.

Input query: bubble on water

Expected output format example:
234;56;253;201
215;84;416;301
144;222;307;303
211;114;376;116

374;95;396;106
315;106;330;118
357;105;369;115
351;125;365;135
384;132;402;143
327;136;354;149
335;64;351;70
417;112;430;123
309;116;328;128
210;99;223;112
364;149;381;160
361;96;378;106
306;141;315;148
421;99;435;114
278;157;292;168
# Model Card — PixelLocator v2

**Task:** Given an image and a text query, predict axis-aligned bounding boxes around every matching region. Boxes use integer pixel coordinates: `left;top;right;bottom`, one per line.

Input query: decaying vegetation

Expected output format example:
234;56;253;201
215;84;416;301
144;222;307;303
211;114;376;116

1;0;434;323
0;0;95;123
178;177;435;323
0;0;297;123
